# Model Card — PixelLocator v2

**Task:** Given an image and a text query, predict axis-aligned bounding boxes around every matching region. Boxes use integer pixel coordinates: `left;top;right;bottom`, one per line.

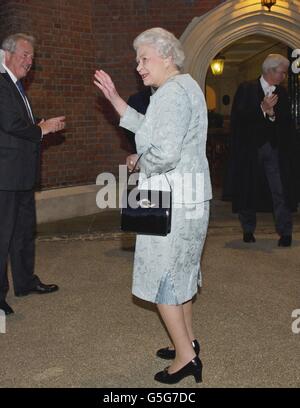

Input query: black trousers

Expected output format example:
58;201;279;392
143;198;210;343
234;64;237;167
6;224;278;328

0;190;40;300
239;142;293;236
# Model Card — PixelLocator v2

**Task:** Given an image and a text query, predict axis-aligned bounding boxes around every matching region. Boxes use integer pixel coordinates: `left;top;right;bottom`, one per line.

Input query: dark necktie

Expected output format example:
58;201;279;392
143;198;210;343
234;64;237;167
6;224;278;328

16;79;26;97
16;80;35;123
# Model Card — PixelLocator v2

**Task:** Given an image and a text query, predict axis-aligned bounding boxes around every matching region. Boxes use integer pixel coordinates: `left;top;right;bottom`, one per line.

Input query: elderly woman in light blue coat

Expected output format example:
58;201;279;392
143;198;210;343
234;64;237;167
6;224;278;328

94;27;212;384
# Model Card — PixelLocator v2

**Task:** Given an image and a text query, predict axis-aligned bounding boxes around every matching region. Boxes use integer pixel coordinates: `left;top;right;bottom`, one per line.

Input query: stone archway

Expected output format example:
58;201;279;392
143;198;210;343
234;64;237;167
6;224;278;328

181;0;300;90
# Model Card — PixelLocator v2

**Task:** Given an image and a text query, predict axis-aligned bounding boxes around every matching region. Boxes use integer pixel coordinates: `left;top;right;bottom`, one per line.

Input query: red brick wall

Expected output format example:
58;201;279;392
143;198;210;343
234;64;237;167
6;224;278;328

0;0;224;188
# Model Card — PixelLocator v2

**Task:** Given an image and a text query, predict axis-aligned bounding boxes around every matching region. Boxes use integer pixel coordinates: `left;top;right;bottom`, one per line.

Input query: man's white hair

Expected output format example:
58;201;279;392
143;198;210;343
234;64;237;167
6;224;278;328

2;33;35;53
0;49;5;73
262;54;290;74
133;27;185;70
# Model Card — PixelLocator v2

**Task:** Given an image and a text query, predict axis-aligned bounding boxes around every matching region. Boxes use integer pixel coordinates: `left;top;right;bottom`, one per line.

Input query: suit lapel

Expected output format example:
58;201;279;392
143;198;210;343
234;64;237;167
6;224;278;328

1;71;34;123
256;78;265;101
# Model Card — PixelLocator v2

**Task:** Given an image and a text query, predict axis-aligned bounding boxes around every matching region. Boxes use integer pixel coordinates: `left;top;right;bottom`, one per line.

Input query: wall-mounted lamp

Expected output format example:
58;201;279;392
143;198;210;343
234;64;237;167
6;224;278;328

261;0;276;12
210;54;225;76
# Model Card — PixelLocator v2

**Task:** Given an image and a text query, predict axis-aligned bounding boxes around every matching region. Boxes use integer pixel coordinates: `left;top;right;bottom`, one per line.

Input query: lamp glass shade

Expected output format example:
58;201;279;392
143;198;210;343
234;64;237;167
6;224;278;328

210;58;225;75
261;0;276;11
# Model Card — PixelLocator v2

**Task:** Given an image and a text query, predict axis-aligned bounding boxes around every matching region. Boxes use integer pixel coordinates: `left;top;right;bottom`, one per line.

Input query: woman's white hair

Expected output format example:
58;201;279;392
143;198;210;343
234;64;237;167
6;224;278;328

133;27;185;70
2;33;35;53
262;54;290;74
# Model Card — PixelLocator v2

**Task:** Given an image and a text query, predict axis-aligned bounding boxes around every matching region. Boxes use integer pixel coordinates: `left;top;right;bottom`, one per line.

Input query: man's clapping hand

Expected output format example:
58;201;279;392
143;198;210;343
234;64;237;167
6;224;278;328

261;94;278;117
38;116;66;136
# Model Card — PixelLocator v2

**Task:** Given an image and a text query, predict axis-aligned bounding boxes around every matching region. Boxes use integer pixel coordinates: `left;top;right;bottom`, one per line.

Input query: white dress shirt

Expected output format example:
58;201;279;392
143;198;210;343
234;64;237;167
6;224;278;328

260;75;276;122
2;62;35;123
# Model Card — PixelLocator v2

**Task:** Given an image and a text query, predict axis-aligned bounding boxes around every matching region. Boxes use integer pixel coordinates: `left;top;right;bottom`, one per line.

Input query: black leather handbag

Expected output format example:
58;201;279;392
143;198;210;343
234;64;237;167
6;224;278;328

121;155;172;236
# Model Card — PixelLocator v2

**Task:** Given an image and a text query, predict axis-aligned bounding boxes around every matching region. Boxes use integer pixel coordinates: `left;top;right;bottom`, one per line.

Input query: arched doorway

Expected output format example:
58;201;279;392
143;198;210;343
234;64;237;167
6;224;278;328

181;0;300;90
180;0;300;188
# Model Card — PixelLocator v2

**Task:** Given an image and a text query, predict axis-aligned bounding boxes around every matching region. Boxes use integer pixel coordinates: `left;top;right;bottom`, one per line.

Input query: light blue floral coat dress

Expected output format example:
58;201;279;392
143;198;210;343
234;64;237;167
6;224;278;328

120;74;212;304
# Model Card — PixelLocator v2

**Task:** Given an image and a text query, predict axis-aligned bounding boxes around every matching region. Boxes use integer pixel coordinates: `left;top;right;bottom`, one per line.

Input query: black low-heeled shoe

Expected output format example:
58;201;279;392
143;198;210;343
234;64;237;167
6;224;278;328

243;232;256;243
154;356;203;384
156;339;200;360
278;235;292;247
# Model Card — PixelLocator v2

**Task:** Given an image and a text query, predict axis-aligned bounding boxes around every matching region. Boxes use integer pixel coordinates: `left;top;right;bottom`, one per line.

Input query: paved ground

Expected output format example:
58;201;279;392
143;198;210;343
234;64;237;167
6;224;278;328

1;195;300;388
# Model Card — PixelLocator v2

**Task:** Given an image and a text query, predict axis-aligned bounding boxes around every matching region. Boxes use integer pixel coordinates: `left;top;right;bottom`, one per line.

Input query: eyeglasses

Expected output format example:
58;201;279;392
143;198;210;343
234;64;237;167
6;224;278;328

13;50;34;62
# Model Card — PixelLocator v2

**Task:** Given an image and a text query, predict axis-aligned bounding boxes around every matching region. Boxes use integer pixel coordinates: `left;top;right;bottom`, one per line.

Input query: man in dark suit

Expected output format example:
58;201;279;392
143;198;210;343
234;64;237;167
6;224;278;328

230;54;298;246
123;87;152;152
0;33;65;315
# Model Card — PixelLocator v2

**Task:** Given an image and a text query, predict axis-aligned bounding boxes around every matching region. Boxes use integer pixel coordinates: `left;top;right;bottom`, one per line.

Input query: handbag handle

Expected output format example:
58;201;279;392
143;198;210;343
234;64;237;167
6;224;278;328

128;153;172;192
129;153;143;174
